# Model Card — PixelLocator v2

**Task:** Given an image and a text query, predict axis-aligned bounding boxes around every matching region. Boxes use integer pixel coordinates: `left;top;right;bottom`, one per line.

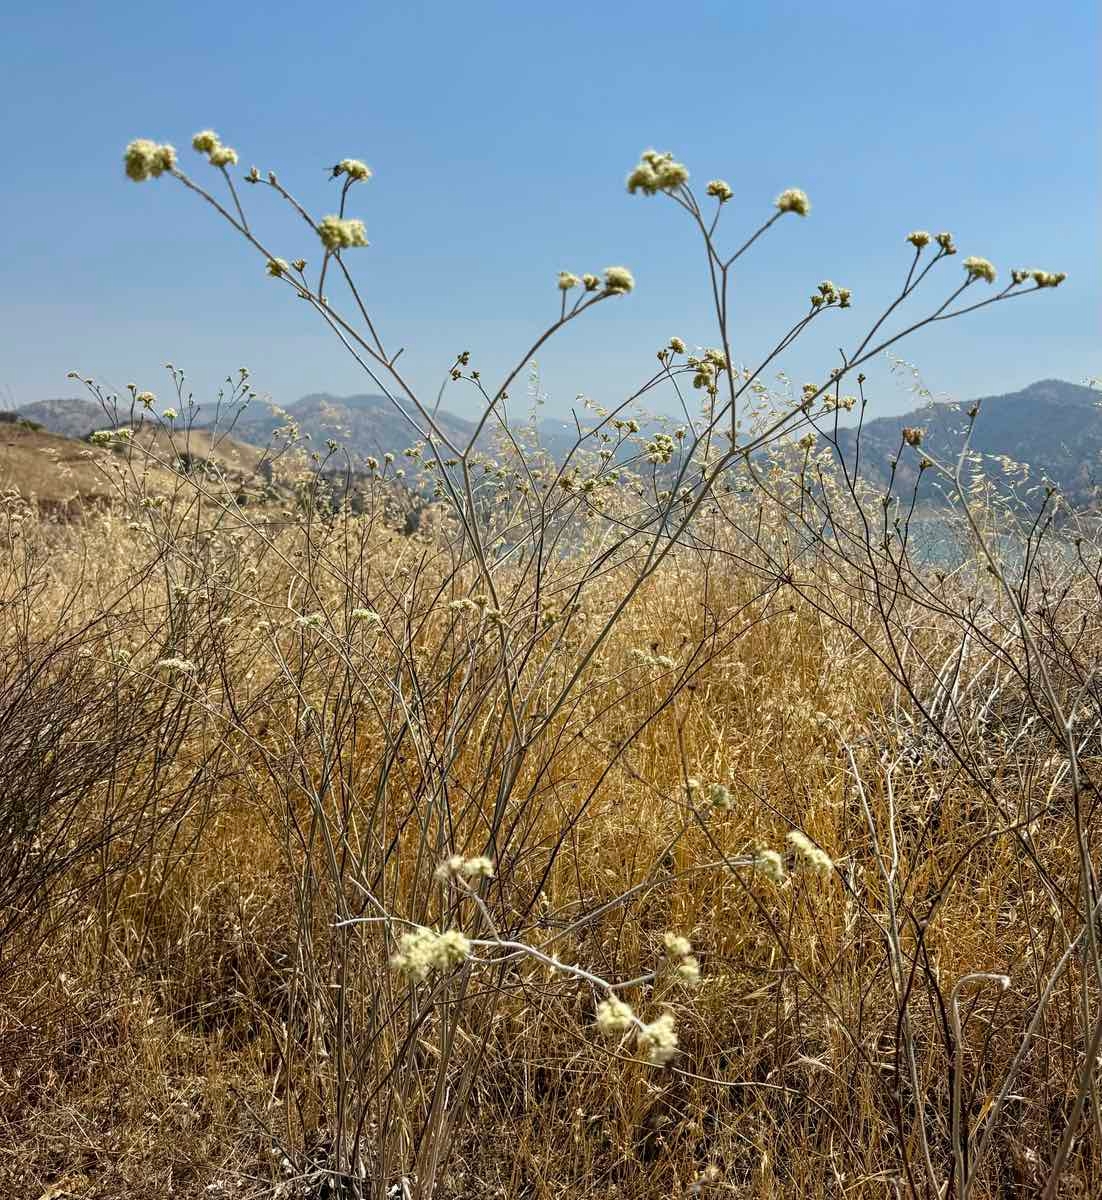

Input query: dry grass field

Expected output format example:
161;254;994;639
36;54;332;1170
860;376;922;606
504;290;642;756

0;413;1098;1199
0;139;1096;1200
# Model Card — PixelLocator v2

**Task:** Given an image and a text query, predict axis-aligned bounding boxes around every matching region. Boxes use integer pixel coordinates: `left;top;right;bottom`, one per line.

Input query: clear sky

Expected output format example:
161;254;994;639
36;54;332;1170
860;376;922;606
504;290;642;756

1;0;1097;423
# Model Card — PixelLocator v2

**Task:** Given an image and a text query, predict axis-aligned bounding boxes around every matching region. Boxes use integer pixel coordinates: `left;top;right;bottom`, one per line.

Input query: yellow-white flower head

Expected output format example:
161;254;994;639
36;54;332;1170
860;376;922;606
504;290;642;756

677;956;702;987
266;258;290;278
638;1011;679;1065
627;149;689;195
318;215;369;251
1029;268;1067;288
668;336;686;354
582;273;600;291
209;144;239;168
192;130;220;154
390;926;471;980
963;256;997;284
775;187;810;217
595;997;635;1034
787;829;833;876
603;266;634;294
907;230;932;249
124;139;176;182
558;271;581;291
706;179;734;203
156;657;198;673
753;848;787;885
337;158;372;181
662;932;693;959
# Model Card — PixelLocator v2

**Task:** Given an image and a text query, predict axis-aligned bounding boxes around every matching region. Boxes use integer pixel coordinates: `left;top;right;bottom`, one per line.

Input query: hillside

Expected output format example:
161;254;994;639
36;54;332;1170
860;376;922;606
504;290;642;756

14;379;1098;508
221;392;478;458
0;416;275;514
830;379;1100;507
16;397;105;439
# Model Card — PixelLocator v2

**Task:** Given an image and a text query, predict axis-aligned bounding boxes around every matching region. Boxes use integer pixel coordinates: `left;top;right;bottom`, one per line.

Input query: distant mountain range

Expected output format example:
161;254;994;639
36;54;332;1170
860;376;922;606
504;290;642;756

10;379;1100;507
831;379;1100;507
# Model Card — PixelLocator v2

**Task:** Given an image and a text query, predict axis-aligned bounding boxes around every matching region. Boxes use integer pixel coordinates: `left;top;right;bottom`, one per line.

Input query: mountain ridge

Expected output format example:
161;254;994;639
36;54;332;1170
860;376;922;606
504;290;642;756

11;378;1099;506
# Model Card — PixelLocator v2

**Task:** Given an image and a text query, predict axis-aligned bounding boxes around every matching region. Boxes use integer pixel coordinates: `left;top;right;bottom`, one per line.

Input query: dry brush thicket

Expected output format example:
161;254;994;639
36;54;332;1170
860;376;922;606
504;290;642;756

0;139;1096;1200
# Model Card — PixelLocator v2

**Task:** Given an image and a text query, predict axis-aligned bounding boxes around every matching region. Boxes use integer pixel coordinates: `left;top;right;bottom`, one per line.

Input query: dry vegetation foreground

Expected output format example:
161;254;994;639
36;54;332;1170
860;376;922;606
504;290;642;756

0;432;1099;1200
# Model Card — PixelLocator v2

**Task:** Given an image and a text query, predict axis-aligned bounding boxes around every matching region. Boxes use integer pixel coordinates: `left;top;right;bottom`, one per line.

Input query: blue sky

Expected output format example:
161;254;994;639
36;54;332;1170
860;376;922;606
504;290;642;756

1;0;1096;423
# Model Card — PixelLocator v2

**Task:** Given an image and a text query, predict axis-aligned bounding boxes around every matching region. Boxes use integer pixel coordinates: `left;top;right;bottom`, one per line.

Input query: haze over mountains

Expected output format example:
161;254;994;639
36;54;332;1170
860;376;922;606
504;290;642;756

12;378;1100;506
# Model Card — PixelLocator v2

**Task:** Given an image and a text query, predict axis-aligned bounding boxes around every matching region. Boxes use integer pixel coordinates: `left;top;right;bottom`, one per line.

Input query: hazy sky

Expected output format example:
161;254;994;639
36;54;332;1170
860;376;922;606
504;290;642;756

2;1;1097;423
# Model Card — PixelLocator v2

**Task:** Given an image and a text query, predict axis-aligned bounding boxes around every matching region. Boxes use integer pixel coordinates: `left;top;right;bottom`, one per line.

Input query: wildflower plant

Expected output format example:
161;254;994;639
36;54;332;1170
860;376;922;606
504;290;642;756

91;126;1088;1200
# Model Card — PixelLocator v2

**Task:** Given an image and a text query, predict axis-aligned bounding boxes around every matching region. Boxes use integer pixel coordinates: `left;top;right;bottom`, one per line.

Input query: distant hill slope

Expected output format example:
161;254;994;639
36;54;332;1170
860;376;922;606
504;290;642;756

16;379;1098;507
223;393;478;458
831;380;1101;507
16;398;104;439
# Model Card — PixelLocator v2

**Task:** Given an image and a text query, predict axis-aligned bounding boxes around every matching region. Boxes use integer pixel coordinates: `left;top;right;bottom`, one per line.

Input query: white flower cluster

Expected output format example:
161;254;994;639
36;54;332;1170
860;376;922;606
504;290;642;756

787;829;834;876
434;854;495;882
557;266;635;295
663;931;701;988
156;657;198;674
317;215;369;251
603;266;634;294
963;256;997;285
1012;267;1067;288
90;428;132;446
629;647;676;670
810;280;851;309
390;926;471;980
595;1000;679;1065
645;430;679;464
706;179;734;203
626;149;689;195
753;848;787;885
335;158;372;181
192;130;239;168
775;187;811;217
124;139;177;182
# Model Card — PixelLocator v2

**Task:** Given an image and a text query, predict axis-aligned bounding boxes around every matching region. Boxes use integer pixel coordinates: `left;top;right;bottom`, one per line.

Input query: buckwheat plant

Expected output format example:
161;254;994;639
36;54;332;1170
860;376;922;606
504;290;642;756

92;126;1090;1200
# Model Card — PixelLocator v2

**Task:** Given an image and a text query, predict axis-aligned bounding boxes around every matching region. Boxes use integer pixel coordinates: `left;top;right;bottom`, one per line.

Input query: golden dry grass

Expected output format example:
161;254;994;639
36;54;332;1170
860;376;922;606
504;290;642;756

0;445;1098;1200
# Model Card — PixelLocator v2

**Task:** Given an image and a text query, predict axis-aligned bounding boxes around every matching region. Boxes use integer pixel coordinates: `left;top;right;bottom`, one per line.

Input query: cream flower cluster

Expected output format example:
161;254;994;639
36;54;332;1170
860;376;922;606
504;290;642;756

124;139;177;182
317;215;369;251
663;931;701;988
595;1000;679;1065
90;428;131;446
191;130;239;168
390;926;472;980
787;829;834;876
963;256;997;285
775;187;811;217
706;179;734;203
603;266;634;294
557;267;633;295
156;657;198;674
434;854;495;882
626;149;689;195
1013;268;1067;288
335;158;372;181
753;848;787;885
810;280;851;309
